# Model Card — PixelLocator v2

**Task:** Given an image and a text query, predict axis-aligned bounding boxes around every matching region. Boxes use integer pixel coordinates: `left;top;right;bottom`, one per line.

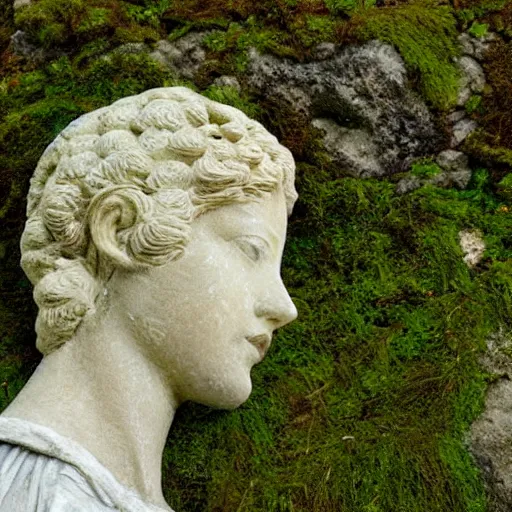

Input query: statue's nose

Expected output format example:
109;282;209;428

254;277;298;329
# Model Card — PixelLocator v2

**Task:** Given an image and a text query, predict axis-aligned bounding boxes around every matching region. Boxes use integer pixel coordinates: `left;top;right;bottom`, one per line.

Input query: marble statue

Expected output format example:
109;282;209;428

0;87;298;511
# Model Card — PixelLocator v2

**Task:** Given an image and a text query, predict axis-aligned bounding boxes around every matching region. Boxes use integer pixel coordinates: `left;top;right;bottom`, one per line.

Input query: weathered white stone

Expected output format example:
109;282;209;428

0;87;298;511
13;0;30;8
395;175;421;195
472;32;496;61
313;118;383;177
0;418;170;511
459;229;485;267
457;56;486;107
459;31;497;61
446;110;467;125
436;149;470;173
451;118;478;147
213;75;241;92
459;33;475;57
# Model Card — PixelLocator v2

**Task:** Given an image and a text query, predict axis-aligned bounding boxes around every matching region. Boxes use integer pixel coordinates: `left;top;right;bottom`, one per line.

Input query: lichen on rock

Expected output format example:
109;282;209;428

247;41;439;178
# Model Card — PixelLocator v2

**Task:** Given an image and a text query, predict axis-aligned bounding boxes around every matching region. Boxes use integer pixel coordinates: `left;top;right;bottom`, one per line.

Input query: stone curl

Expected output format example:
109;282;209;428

21;87;297;355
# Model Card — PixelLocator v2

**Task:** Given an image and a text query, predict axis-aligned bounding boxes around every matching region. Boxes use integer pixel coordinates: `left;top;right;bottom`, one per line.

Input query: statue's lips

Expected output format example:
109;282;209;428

246;334;271;360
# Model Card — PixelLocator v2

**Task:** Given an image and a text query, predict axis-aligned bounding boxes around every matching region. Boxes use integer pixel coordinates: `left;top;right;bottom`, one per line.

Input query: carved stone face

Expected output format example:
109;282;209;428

106;189;297;409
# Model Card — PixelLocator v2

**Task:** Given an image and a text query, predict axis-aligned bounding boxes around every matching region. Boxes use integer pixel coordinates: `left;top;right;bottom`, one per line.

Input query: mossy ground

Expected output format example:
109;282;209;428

1;0;512;511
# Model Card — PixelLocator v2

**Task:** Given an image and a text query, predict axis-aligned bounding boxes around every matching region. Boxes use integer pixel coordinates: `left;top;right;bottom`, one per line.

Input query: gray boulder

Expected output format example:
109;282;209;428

313;118;382;178
457;56;486;106
396;150;472;194
434;150;472;189
149;33;209;80
470;330;512;512
10;30;64;63
395;176;422;195
213;76;241;92
452;118;478;147
446;110;467;125
459;32;497;61
436;150;470;173
247;41;439;178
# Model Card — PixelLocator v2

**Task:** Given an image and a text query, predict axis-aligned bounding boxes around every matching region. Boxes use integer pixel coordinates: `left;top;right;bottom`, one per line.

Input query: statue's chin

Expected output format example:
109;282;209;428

194;376;253;411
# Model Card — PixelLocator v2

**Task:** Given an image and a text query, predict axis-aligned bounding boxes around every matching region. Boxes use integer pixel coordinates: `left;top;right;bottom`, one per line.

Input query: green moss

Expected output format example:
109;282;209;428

411;160;443;179
465;95;483;114
464;131;512;169
456;0;507;25
123;0;171;26
14;0;88;47
296;14;337;46
497;173;512;201
469;20;490;37
113;25;160;43
324;0;359;15
487;3;512;37
0;237;39;414
13;0;167;49
203;28;232;52
203;19;294;65
202;85;261;120
439;435;486;512
0;0;14;52
356;3;460;110
75;7;111;35
73;38;111;67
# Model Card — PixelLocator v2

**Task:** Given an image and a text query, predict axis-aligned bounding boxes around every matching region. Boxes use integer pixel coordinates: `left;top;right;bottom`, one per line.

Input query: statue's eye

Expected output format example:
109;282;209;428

234;236;269;262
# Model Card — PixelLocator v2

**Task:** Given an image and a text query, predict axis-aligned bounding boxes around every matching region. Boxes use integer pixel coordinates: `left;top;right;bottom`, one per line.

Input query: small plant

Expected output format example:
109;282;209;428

468;21;489;37
324;0;357;15
465;95;482;114
203;30;230;52
457;0;507;24
497;173;512;201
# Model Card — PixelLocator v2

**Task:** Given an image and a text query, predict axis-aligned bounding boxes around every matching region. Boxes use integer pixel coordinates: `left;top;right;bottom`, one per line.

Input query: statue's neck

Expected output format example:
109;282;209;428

2;312;178;510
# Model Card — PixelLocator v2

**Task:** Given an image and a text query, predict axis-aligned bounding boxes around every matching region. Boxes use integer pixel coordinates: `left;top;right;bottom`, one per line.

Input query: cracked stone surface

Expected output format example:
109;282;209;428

247;41;439;178
213;76;241;92
452;118;478;147
457;56;486;106
149;33;210;80
470;331;512;512
459;32;497;61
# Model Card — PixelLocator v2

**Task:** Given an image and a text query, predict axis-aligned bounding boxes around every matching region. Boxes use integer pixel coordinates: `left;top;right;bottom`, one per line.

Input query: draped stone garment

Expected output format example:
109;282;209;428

0;417;173;512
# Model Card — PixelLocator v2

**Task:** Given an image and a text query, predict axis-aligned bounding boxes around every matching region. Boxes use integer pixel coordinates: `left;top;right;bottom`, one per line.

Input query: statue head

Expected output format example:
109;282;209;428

20;86;298;363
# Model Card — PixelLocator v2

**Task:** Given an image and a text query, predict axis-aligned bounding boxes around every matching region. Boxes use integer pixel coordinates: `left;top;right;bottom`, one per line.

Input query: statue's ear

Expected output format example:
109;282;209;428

88;186;150;269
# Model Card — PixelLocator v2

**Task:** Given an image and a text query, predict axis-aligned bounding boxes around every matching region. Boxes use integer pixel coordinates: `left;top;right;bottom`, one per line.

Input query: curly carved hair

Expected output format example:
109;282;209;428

21;87;297;355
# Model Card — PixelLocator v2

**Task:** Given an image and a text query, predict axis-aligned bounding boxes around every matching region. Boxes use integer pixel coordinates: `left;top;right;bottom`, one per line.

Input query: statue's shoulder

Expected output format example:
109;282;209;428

0;442;115;511
0;417;172;512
